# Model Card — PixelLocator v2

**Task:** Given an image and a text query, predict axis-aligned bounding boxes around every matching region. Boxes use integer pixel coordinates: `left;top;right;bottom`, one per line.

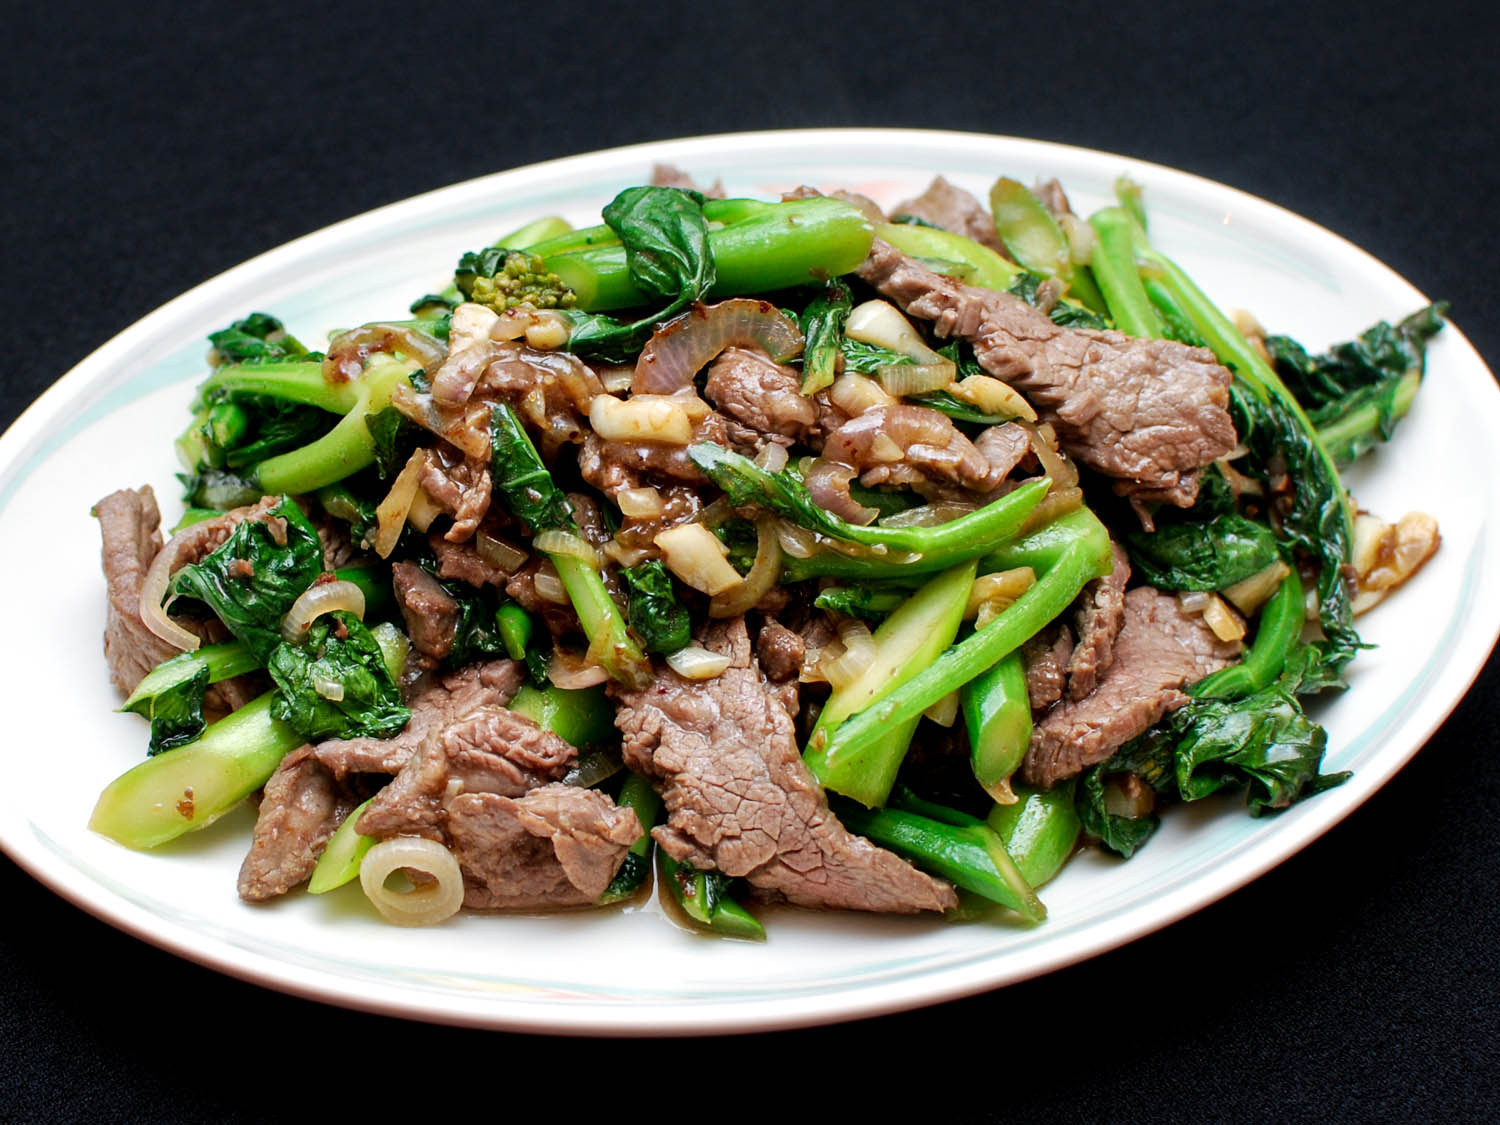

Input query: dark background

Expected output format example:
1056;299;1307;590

5;1;1497;1119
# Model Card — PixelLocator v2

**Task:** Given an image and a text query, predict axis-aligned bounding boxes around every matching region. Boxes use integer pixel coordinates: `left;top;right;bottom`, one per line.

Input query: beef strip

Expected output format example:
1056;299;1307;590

355;706;576;840
1020;625;1074;712
756;621;805;683
704;347;820;444
238;745;360;902
614;617;957;913
94;486;260;710
391;561;460;662
1065;541;1130;701
419;451;492;543
857;239;1236;507
313;658;523;778
822;403;1002;495
1021;587;1242;786
428;533;513;588
478;345;603;456
974;422;1033;483
447;784;641;909
892;176;1006;253
1032;178;1074;219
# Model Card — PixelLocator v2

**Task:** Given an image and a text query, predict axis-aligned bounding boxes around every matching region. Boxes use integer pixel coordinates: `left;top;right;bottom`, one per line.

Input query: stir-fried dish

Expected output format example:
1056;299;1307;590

89;167;1444;935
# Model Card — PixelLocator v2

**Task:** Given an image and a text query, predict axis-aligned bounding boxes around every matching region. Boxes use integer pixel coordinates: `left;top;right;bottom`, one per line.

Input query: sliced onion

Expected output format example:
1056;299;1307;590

373;449;428;558
820;619;876;690
617;487;665;519
1202;594;1247;642
709;517;782;619
533;529;600;567
774;519;818;559
406;488;441;533
448;302;501;352
1221;560;1291;616
845;299;943;363
564;748;624;788
655;523;744;595
951;375;1038;422
430;342;497;406
1178;590;1213;614
1023;421;1078;487
633;298;804;394
804;458;878;525
880;501;976;529
359;836;465;926
281;579;367;641
312;673;346;702
324;323;446;385
138;546;203;653
666;644;733;681
754;442;789;474
966;568;1035;619
923;691;959;728
827;372;895;417
475;531;528;573
875;361;956;397
531;562;569;604
548;648;609;688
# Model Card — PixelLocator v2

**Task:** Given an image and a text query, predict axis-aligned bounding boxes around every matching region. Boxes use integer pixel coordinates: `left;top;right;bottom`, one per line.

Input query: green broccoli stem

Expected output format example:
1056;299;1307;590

816;518;1113;777
495;602;533;660
1314;369;1422;467
120;642;260;715
1088;207;1164;339
598;771;663;905
1129;240;1354;548
1190;569;1305;701
543;197;874;312
90;625;408;850
876;220;1019;292
804;562;978;808
960;649;1032;805
307;796;375;894
837;798;1045;922
657;852;766;940
253;357;413;494
523;198;781;260
507;683;616;748
985;781;1081;889
988;178;1109;313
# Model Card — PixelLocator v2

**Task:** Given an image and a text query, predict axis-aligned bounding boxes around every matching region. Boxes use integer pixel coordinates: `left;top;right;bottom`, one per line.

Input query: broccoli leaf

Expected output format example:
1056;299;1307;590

1126;513;1281;591
813;585;908;622
1267;304;1446;412
215;395;330;471
621;561;691;654
207;312;310;364
364;405;425;480
1007;271;1109;329
124;663;210;755
268;611;410;742
177;469;261;511
839;337;913;374
489;404;575;533
798;279;852;393
166;497;325;662
563;186;717;361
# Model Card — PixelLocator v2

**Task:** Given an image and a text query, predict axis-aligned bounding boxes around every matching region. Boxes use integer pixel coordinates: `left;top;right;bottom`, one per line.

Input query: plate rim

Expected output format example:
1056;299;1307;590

3;127;1498;1036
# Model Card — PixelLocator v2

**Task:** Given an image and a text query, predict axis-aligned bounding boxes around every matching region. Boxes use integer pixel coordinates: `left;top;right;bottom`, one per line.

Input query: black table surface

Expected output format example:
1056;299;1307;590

5;1;1497;1119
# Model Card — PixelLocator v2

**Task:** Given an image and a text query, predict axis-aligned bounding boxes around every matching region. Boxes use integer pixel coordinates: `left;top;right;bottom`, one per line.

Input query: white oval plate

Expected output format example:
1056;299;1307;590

2;129;1496;1035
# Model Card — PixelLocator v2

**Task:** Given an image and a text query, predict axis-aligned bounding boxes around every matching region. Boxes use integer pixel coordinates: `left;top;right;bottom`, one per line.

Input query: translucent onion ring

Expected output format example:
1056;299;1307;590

138;544;202;652
709;517;782;619
665;644;733;681
280;579;367;642
359;836;465;926
324;323;446;385
632;298;804;394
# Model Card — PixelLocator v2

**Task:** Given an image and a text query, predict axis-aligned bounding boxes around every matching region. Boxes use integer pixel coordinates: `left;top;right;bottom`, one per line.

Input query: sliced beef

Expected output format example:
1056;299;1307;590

756;621;805;683
238;745;359;902
391;561;460;662
823;403;1001;496
314;658;523;778
892;176;1005;253
355;706;576;841
1020;625;1074;712
1022;588;1242;786
447;784;641;909
419;451;492;543
1065;541;1130;701
614;618;957;913
478;345;603;456
314;513;362;569
1032;178;1074;219
704;347;820;443
857;239;1236;507
429;533;513;588
94;486;260;710
974;422;1033;484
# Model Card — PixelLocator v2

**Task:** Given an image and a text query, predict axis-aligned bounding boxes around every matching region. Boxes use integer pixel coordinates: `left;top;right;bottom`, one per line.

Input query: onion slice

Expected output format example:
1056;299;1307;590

666;644;733;681
281;579;366;642
138;556;201;653
709;517;782;618
324;322;446;385
359;837;465;926
633;299;804;394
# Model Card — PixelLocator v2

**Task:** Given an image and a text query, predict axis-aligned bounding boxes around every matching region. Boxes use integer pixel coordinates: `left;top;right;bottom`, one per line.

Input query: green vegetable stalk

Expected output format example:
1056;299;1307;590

960;650;1032;805
986;782;1080;888
658;852;766;940
598;771;662;905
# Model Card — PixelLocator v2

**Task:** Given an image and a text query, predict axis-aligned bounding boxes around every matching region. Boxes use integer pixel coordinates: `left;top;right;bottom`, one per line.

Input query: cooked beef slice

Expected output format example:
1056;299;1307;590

974;422;1033;484
1021;624;1074;712
447;784;641;909
1065;541;1131;701
314;658;523;778
1031;178;1074;218
419;452;492;543
756;621;806;683
893;176;1005;253
857;239;1236;506
1021;587;1242;786
94;486;259;710
704;347;820;443
392;561;461;661
429;533;512;588
355;706;576;841
614;618;956;913
238;745;358;902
